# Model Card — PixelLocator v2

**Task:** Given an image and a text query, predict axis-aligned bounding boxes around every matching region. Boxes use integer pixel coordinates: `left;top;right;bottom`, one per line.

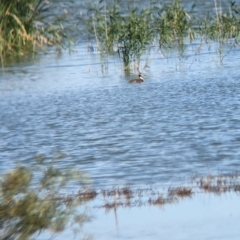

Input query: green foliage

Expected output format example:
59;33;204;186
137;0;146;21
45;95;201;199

85;0;121;52
0;156;90;240
84;0;195;69
199;9;240;43
1;0;240;68
0;0;76;66
197;0;240;61
155;0;194;55
84;0;240;68
117;9;154;69
85;0;154;71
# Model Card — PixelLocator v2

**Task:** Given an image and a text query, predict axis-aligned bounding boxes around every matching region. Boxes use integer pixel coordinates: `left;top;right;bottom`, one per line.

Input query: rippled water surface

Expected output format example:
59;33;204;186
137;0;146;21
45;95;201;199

1;42;240;188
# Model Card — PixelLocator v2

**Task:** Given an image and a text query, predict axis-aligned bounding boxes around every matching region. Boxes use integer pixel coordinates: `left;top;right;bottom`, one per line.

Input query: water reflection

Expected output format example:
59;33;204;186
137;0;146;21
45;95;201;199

85;191;240;240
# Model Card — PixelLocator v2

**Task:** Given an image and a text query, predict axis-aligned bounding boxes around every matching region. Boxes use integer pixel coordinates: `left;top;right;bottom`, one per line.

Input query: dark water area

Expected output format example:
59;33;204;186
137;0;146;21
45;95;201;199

1;41;240;189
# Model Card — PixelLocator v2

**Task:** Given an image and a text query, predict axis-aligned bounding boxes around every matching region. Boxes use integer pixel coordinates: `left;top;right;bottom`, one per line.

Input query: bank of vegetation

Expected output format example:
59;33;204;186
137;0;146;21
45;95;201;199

0;0;240;69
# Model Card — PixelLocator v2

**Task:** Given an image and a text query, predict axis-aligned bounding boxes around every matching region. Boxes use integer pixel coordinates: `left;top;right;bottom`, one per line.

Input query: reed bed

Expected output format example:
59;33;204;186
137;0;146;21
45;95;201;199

1;0;240;69
84;0;240;70
0;0;77;66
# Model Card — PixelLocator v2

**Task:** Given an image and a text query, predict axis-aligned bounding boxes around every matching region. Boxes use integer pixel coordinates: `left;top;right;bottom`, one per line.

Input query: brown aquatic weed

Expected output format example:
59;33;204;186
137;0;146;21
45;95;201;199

78;188;97;201
168;187;193;198
121;186;133;199
148;195;166;205
199;177;229;194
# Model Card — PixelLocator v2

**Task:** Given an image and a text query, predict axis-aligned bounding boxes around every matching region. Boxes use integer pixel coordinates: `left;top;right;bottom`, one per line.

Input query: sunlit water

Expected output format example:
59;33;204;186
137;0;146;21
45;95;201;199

1;42;240;189
36;191;240;240
84;192;240;240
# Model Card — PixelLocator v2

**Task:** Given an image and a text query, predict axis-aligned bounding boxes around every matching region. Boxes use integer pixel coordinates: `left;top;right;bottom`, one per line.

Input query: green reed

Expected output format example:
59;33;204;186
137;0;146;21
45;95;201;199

198;0;240;61
84;0;240;69
154;0;195;55
0;0;76;66
85;0;154;71
199;1;240;43
85;0;194;70
117;9;154;70
1;0;240;68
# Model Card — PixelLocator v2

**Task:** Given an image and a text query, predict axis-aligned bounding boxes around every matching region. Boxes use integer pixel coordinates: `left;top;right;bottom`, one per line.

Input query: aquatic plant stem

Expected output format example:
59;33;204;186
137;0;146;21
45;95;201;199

92;14;100;50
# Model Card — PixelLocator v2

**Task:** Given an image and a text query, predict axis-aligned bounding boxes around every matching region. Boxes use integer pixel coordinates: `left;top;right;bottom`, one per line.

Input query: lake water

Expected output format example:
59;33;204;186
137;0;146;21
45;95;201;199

83;192;240;240
1;1;240;239
1;40;240;189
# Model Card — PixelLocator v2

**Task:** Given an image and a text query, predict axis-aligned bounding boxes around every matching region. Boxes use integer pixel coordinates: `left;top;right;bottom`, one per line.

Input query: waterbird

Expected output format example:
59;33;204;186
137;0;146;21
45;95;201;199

129;73;144;83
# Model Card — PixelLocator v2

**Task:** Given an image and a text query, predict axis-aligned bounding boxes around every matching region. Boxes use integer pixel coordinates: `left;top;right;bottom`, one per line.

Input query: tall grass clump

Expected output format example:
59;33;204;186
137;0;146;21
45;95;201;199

198;0;240;60
85;0;122;53
85;0;154;71
81;0;240;70
199;1;240;43
0;0;76;66
85;0;196;69
0;155;90;240
155;0;195;55
117;8;154;70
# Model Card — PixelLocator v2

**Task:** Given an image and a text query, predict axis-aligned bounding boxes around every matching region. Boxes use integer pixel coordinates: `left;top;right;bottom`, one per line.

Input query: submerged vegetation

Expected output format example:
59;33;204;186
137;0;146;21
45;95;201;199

1;0;240;69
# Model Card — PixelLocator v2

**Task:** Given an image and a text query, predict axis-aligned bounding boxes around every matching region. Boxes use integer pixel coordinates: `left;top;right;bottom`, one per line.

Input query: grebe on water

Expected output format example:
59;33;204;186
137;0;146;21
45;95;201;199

129;73;144;83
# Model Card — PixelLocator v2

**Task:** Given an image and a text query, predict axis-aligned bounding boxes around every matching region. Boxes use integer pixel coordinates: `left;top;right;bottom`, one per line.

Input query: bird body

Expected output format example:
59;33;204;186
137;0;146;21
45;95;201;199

129;73;144;83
